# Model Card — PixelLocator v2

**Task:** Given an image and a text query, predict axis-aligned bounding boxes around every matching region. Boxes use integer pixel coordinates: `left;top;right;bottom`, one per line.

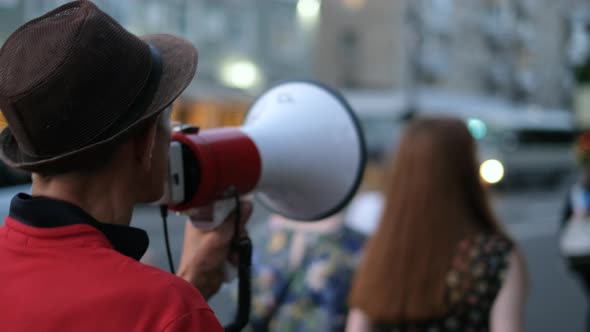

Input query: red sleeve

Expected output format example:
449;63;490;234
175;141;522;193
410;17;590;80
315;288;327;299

162;308;223;332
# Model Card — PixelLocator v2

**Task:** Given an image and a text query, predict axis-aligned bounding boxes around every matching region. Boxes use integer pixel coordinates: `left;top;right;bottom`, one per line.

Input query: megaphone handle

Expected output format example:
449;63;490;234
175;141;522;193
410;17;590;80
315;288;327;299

224;236;252;332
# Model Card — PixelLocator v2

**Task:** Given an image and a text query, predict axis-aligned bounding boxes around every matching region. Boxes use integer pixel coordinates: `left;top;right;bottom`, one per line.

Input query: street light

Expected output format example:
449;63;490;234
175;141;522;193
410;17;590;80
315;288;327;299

219;58;262;90
297;0;321;22
480;159;505;184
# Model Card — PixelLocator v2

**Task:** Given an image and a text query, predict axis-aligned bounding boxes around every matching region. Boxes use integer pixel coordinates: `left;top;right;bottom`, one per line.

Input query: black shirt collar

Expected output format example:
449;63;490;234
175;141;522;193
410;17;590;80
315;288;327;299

9;193;149;261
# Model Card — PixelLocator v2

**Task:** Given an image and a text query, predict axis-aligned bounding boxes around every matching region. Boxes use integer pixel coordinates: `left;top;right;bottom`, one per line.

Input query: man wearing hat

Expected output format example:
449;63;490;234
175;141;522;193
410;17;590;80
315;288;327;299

0;1;249;331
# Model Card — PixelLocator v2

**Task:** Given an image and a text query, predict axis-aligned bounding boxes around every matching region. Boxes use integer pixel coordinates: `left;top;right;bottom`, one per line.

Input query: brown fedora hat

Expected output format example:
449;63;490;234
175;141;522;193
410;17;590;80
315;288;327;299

0;0;197;172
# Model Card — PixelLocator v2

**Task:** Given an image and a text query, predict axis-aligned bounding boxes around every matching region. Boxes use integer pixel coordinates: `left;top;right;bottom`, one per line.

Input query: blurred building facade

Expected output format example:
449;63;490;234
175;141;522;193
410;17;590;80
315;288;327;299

0;0;318;97
0;1;24;44
317;0;588;109
316;0;404;90
0;0;588;109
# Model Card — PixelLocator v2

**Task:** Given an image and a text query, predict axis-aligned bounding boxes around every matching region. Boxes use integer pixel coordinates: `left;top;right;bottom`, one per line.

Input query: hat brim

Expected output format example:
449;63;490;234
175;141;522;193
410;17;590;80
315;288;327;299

0;34;198;172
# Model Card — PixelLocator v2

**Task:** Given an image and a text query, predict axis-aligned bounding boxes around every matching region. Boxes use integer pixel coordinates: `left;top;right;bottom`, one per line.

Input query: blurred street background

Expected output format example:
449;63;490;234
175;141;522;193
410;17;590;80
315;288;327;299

2;0;590;331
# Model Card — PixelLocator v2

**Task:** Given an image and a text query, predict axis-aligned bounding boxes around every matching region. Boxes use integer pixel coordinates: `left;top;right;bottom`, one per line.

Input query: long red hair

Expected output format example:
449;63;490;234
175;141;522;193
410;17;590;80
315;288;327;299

348;117;510;322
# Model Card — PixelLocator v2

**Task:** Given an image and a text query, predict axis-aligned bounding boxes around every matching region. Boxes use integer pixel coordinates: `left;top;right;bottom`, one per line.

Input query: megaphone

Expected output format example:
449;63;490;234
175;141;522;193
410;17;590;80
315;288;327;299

162;81;366;332
166;81;367;221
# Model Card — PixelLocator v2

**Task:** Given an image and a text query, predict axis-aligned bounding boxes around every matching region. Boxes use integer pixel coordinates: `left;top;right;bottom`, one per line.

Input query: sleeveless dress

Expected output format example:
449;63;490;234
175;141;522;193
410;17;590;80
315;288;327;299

374;233;513;332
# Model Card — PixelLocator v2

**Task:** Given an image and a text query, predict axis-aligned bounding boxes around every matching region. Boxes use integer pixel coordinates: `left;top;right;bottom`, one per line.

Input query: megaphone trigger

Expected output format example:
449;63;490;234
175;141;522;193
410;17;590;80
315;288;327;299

184;198;238;232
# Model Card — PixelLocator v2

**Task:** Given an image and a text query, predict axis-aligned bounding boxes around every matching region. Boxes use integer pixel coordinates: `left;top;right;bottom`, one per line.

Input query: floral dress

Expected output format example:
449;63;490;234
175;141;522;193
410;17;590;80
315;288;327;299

248;223;366;332
374;233;513;332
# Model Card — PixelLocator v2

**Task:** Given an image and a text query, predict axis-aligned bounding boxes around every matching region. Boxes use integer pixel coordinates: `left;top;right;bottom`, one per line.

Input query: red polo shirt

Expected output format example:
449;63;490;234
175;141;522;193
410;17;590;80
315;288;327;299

0;193;223;331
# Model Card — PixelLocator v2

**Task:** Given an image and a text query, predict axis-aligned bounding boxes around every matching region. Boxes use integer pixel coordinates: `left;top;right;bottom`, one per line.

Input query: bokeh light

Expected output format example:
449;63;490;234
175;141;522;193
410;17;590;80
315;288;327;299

297;0;321;21
219;58;261;90
467;118;487;140
480;159;504;184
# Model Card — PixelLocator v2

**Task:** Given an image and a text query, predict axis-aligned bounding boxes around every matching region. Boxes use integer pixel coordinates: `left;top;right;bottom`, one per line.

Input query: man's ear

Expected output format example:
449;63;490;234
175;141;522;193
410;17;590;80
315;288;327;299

135;122;159;172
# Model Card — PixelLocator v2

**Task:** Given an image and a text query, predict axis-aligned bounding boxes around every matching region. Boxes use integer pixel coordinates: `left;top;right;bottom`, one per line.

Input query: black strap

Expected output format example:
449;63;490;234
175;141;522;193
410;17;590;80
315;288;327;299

225;194;252;332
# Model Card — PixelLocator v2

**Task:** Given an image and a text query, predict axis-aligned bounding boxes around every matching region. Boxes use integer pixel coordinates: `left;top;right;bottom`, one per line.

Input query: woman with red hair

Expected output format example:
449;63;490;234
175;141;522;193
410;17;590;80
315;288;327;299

346;117;527;332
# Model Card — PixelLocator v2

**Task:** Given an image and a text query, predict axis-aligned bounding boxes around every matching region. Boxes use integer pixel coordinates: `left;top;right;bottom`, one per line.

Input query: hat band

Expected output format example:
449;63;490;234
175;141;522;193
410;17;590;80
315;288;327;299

85;44;164;146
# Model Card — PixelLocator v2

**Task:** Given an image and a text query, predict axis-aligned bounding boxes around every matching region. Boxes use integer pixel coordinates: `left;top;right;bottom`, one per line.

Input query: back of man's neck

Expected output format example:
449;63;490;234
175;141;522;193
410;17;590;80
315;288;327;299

31;174;134;226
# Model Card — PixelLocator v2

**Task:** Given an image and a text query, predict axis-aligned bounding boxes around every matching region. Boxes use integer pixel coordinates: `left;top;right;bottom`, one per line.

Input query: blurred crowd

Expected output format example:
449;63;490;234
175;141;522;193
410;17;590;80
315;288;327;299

247;117;532;332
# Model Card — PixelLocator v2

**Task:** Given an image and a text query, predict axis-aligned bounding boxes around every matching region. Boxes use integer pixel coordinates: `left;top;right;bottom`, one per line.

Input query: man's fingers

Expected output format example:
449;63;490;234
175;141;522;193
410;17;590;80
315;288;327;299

182;200;253;253
178;201;252;300
220;200;253;231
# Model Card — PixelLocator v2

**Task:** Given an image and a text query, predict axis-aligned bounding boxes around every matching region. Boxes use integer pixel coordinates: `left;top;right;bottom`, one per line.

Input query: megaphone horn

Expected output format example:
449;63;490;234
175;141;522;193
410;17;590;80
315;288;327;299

167;80;367;221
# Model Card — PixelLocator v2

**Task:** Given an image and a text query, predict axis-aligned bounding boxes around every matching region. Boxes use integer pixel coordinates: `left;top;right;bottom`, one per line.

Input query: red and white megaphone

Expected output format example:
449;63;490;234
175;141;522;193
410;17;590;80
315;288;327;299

162;81;366;332
165;81;366;225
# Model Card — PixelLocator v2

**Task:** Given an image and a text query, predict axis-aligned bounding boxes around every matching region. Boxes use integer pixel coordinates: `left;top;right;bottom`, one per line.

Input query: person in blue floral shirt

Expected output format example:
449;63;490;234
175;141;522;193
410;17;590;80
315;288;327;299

247;214;366;332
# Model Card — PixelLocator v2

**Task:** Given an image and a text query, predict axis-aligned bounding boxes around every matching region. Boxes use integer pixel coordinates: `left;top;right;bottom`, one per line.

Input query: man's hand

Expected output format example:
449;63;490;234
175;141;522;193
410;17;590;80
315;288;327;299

176;201;252;300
